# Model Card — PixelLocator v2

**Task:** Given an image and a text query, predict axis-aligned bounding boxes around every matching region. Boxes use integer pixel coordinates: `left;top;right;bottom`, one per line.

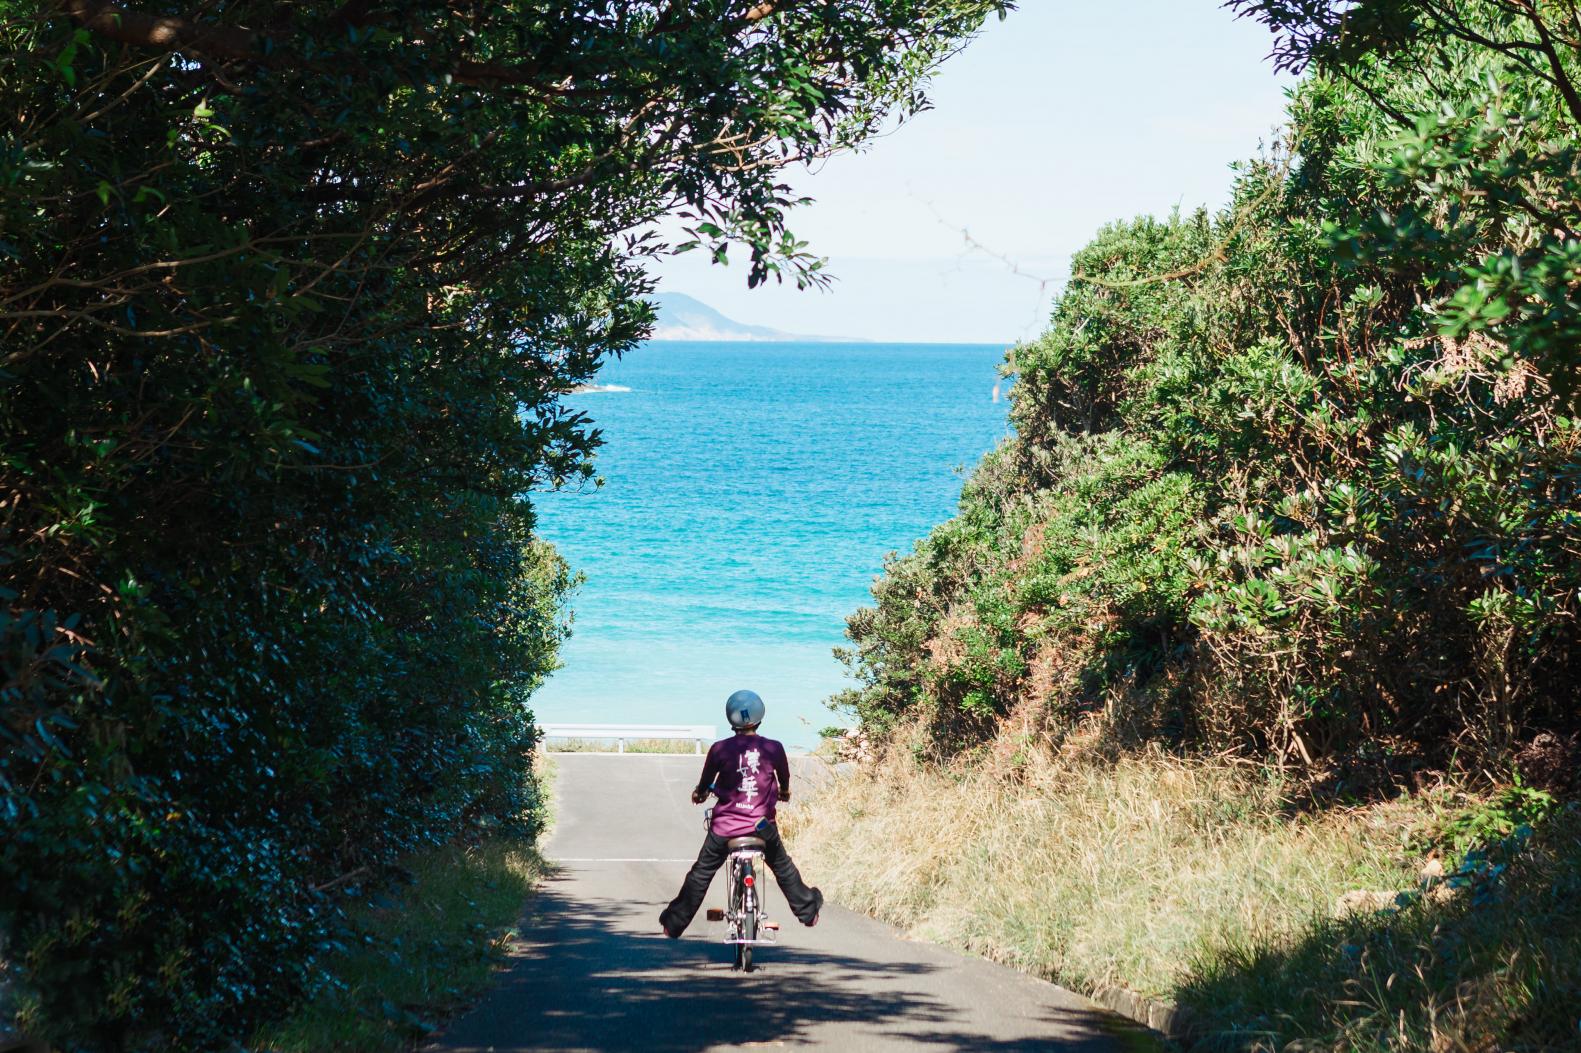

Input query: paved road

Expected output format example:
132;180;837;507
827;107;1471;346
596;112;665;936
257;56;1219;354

429;754;1120;1053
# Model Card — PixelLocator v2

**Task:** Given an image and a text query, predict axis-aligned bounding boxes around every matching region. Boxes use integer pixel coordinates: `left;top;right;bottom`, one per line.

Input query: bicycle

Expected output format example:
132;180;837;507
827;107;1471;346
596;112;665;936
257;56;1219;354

702;806;778;971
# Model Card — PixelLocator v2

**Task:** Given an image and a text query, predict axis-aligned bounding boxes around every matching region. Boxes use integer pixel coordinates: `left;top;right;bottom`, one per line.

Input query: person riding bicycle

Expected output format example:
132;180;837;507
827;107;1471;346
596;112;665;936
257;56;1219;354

660;689;823;938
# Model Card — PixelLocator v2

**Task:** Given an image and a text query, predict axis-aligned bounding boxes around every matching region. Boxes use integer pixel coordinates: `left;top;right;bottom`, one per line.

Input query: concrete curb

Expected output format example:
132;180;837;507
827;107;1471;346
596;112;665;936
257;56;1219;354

1087;984;1200;1046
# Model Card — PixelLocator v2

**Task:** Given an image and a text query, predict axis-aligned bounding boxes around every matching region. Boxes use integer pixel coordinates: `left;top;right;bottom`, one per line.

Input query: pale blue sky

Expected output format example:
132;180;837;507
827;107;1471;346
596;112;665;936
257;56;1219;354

653;1;1296;344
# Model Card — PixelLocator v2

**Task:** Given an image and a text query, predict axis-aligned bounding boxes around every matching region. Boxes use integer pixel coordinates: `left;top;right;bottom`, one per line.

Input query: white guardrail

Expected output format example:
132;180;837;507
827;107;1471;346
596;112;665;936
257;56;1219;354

539;722;716;754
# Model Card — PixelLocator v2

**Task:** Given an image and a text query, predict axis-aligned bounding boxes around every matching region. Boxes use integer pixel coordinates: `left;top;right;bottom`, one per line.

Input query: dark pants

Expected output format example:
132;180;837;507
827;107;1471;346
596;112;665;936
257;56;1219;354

660;821;822;936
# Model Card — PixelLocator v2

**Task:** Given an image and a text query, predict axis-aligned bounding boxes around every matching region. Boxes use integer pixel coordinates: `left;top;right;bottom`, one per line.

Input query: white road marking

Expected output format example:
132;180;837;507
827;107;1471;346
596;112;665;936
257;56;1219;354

551;857;693;863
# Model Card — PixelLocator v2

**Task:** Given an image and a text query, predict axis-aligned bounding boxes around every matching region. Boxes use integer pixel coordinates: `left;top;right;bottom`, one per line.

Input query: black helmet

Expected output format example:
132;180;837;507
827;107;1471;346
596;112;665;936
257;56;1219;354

726;689;765;729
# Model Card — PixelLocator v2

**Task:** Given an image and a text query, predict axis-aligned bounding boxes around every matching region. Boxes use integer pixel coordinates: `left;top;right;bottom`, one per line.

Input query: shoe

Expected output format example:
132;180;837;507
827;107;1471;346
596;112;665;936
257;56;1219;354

803;888;823;927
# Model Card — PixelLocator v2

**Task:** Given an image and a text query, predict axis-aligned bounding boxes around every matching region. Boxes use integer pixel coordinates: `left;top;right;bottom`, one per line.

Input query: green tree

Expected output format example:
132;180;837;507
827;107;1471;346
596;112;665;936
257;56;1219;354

1231;0;1581;396
0;0;1008;1047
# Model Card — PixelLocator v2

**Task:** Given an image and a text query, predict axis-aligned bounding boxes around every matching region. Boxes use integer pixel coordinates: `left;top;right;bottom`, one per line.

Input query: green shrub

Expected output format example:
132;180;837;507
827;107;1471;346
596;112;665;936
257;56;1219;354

838;1;1581;776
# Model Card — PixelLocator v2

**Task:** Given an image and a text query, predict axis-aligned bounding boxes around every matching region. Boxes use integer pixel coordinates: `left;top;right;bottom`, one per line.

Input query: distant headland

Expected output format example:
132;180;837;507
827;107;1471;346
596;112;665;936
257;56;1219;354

649;292;852;342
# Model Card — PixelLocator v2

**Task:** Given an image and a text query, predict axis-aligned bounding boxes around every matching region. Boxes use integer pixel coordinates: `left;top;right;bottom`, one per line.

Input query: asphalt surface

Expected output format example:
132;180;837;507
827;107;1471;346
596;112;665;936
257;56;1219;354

428;753;1120;1053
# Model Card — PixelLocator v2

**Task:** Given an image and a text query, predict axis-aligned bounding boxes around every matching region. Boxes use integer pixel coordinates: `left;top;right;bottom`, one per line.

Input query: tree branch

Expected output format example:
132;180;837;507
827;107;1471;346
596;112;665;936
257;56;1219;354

63;0;259;61
1517;0;1581;127
65;0;560;90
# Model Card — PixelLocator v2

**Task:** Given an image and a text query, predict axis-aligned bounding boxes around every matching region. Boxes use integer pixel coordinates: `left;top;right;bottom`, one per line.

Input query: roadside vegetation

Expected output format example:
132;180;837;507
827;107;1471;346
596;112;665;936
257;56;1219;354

789;742;1420;1001
0;1;1008;1048
253;838;545;1053
786;740;1578;1049
793;2;1581;1049
255;752;556;1052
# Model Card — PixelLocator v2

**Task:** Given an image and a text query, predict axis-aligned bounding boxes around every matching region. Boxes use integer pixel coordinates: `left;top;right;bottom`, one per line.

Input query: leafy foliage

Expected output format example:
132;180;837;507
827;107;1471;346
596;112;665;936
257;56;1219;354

1435;777;1559;859
837;2;1581;779
0;0;1007;1047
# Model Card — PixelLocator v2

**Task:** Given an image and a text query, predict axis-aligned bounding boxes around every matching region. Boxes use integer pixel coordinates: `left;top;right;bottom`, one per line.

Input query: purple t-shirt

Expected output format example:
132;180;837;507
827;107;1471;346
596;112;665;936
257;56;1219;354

698;734;791;838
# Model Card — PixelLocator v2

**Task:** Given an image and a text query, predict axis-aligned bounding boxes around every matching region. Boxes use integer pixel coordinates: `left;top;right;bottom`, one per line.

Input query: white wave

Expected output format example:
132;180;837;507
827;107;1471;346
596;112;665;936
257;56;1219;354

572;383;632;393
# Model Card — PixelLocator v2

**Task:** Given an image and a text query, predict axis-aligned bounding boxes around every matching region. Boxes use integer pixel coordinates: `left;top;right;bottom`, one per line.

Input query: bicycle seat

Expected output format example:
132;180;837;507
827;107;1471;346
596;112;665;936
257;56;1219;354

725;836;766;851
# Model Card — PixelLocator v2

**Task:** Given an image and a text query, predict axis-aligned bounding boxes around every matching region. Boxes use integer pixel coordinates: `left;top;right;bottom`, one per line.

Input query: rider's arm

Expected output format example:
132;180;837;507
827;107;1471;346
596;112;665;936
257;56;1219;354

772;742;791;802
692;744;721;803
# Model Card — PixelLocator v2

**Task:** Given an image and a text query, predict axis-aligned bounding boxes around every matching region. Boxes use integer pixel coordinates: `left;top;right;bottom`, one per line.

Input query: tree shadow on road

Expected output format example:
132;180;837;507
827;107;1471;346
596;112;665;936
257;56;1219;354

428;868;1114;1053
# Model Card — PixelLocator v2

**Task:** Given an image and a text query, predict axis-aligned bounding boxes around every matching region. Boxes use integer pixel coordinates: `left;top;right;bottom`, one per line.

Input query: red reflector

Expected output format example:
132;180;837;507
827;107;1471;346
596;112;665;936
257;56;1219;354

743;875;754;887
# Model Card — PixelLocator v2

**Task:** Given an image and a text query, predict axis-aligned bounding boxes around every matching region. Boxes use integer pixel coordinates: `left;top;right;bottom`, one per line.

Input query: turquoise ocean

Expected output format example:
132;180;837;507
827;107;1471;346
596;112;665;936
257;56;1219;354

530;341;1011;750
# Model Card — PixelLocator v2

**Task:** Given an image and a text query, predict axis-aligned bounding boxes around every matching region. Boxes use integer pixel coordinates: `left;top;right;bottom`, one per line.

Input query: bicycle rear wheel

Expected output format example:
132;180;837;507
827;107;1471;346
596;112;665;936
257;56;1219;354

740;896;757;971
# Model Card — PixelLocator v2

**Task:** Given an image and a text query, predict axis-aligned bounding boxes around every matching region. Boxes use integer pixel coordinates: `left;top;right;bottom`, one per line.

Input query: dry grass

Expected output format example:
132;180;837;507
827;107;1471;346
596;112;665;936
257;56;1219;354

1177;808;1581;1052
785;733;1581;1051
784;739;1418;1000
